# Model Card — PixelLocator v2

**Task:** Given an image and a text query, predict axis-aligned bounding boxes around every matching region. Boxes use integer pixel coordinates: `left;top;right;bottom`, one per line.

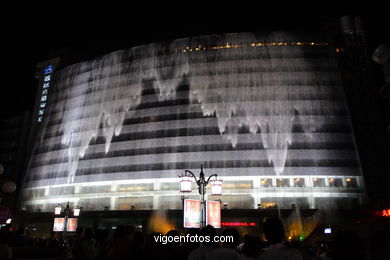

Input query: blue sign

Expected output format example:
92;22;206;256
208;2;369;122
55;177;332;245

44;65;53;74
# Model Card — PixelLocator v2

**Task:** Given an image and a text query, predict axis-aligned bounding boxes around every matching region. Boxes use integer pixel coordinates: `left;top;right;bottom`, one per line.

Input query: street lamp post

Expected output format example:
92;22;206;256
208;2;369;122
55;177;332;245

54;202;80;235
179;165;222;228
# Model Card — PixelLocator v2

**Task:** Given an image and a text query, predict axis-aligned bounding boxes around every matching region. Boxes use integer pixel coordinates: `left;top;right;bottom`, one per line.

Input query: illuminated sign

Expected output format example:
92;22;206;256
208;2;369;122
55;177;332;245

221;222;256;227
36;60;59;123
66;218;78;232
44;65;53;74
376;209;390;217
206;200;221;228
183;199;201;228
53;218;65;232
37;69;53;123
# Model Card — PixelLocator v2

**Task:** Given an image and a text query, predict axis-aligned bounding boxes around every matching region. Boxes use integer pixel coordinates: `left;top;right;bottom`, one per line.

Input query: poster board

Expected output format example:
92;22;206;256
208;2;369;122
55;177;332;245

183;199;201;228
66;218;78;232
53;218;65;232
206;200;221;228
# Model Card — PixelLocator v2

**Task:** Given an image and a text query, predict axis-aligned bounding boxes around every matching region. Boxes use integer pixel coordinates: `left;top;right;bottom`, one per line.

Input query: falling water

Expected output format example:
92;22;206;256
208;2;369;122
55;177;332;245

34;32;340;184
20;31;366;213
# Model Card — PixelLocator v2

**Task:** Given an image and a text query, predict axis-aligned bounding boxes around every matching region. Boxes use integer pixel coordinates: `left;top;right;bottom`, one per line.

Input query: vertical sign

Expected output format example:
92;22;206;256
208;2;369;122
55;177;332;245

66;218;78;232
206;200;221;228
37;65;53;123
183;199;201;228
34;58;60;123
53;218;65;232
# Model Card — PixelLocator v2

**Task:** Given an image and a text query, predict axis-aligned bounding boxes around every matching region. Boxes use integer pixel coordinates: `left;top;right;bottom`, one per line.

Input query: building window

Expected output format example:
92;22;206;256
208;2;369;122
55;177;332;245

328;178;343;187
293;178;305;187
345;178;358;188
261;178;272;187
276;178;290;187
312;178;325;187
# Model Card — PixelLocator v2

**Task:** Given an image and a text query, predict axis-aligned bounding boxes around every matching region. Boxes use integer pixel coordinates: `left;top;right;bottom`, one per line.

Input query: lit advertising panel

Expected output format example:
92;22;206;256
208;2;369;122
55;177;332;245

206;200;221;228
66;218;78;232
53;218;65;232
183;199;201;228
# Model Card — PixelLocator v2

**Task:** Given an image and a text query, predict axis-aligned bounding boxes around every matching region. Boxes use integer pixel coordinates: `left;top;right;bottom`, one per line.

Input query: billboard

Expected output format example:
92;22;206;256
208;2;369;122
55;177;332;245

183;199;201;228
66;218;78;232
53;218;65;232
206;200;221;228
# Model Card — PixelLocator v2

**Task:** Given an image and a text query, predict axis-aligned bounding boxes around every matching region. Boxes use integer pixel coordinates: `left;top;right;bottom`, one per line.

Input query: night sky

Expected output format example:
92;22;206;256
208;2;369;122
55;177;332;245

1;4;388;116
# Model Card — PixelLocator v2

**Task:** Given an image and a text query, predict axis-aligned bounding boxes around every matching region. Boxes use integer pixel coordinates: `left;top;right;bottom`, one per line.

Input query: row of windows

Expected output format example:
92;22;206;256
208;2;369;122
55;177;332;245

178;41;329;53
33;122;354;156
23;176;360;200
53;49;333;87
260;177;358;188
30;140;357;168
45;90;346;126
50;68;340;102
21;195;362;212
26;158;361;182
42;105;350;140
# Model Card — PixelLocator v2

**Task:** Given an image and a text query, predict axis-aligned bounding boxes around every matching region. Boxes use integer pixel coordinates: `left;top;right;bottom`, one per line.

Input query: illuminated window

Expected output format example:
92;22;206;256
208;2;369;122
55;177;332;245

345;178;357;188
44;75;51;81
293;178;305;187
328;178;343;187
261;178;272;187
313;178;325;187
276;178;290;187
43;83;50;88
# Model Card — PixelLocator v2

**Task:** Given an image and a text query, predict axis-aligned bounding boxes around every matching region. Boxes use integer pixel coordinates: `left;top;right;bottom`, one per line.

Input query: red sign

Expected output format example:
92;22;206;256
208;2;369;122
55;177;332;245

222;222;256;227
206;200;221;228
376;209;390;217
66;218;78;232
53;218;65;232
183;199;201;228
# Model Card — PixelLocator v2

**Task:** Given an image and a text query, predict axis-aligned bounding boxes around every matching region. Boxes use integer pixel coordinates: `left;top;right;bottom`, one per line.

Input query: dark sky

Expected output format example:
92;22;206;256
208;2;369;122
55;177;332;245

1;4;388;116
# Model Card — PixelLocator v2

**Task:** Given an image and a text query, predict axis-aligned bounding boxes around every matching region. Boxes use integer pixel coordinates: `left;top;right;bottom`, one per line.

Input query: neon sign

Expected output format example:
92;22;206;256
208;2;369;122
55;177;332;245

44;65;53;74
38;65;53;122
376;209;390;217
221;222;256;227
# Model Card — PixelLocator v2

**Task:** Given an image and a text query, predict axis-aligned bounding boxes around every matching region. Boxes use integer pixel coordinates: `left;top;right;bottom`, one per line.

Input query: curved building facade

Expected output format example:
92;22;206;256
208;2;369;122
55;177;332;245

21;32;366;212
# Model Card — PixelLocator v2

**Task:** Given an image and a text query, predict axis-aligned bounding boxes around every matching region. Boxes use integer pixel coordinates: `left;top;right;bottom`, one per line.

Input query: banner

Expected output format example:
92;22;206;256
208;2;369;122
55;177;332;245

206;200;221;228
183;199;201;228
53;218;65;232
66;218;78;232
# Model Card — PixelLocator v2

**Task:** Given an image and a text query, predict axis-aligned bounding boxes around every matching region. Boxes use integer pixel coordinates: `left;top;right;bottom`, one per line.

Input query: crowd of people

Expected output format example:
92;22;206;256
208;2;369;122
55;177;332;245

0;217;388;260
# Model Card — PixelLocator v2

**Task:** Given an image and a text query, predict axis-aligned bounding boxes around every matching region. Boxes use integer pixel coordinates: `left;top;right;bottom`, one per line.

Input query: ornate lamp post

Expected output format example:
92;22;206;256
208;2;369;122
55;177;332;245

54;202;81;234
179;165;222;227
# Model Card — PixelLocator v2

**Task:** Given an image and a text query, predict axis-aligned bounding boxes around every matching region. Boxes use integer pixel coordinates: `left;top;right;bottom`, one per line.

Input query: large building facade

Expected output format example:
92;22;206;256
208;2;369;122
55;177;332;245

20;32;366;212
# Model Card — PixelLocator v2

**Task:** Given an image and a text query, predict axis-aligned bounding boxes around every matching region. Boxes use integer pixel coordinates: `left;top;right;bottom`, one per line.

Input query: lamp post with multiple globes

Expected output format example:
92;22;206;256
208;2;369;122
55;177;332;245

179;165;222;228
54;202;80;234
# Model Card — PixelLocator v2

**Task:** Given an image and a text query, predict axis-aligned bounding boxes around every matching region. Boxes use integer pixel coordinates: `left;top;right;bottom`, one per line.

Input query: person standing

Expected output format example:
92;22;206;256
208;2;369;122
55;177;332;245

258;217;303;260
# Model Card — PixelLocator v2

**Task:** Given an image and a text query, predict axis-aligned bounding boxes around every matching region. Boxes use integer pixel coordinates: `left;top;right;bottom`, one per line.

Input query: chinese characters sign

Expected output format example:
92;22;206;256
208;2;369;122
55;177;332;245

66;218;78;232
53;218;65;232
37;65;53;123
376;209;390;217
206;200;221;228
183;199;201;228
